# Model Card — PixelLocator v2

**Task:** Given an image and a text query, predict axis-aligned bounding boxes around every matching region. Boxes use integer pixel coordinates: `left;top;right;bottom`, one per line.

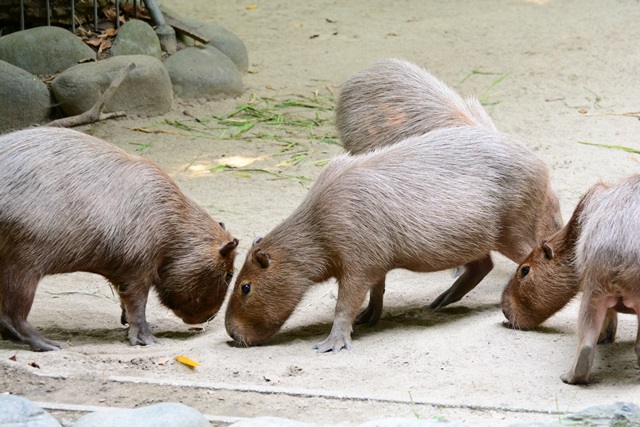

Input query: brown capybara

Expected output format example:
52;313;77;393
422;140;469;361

0;127;238;351
225;125;562;353
335;58;496;155
501;175;640;384
336;58;561;326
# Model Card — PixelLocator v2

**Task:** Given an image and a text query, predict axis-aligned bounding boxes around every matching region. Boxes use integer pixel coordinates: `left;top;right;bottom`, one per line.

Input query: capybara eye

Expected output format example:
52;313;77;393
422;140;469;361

225;272;233;283
520;265;530;278
241;283;251;295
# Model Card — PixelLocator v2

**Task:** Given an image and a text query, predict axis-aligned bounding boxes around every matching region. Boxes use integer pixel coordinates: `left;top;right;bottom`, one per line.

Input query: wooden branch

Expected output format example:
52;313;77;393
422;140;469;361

160;7;210;44
49;62;135;128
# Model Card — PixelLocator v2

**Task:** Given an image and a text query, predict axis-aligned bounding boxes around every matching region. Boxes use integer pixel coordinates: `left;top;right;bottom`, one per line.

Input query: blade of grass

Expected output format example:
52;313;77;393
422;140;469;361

578;141;640;154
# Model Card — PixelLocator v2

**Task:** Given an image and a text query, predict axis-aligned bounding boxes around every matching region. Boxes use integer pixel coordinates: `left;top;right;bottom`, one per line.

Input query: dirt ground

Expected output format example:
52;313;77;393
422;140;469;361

2;1;640;426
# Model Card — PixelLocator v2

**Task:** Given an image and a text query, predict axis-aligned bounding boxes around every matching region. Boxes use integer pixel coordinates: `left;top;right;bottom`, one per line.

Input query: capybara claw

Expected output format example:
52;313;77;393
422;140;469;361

313;335;351;353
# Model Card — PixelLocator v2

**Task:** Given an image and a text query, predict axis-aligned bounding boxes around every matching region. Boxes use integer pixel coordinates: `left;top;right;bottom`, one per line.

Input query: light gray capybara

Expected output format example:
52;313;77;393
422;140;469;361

225;126;562;352
0;127;238;351
335;58;496;155
501;175;640;384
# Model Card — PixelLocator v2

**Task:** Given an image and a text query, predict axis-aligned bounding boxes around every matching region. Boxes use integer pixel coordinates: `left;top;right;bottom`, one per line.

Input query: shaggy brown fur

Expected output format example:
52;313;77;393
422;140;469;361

226;126;561;352
0;127;238;351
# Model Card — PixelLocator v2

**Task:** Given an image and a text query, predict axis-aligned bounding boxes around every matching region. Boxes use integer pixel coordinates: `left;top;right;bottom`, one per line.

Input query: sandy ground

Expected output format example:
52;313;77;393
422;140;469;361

2;1;640;425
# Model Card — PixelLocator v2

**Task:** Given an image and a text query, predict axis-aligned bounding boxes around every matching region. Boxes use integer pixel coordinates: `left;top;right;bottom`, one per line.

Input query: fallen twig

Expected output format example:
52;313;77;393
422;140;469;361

48;62;135;128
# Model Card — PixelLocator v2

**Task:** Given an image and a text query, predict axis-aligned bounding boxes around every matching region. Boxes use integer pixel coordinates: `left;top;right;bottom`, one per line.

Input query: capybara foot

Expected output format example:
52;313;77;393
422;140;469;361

313;332;352;353
560;346;593;385
128;326;158;346
30;337;69;352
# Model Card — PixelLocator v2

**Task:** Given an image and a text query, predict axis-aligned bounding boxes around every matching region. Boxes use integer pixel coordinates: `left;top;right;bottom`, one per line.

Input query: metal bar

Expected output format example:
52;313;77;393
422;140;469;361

71;0;76;33
115;0;120;29
94;0;98;31
19;0;24;30
134;0;137;19
45;0;50;26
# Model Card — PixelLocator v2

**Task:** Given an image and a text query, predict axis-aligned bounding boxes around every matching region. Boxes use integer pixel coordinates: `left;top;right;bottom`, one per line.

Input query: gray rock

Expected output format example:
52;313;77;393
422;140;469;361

563;401;640;426
186;22;249;72
229;417;319;427
0;60;52;134
50;55;172;117
110;20;162;59
162;6;248;72
163;46;243;99
0;26;95;75
74;402;209;427
0;394;61;427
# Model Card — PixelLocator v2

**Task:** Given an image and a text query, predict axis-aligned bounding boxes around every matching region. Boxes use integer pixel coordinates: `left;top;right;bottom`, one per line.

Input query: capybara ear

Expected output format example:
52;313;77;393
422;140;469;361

252;236;263;246
220;239;239;257
254;248;270;269
542;241;555;260
219;222;226;230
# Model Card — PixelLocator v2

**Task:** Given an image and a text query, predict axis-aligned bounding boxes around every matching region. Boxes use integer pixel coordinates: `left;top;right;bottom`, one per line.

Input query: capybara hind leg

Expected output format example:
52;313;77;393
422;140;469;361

119;285;157;346
597;308;617;344
1;314;67;351
356;278;385;326
1;272;66;351
561;289;610;385
314;275;371;353
429;254;493;309
1;323;20;341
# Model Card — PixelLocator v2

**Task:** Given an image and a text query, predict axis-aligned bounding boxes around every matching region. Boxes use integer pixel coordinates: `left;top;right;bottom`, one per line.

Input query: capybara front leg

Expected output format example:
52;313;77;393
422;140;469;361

118;285;157;346
429;254;493;309
356;278;385;326
561;289;610;385
314;275;371;353
597;308;618;344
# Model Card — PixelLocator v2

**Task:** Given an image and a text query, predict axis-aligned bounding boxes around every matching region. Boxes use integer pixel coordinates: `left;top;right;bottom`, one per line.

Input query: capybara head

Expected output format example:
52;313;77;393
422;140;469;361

501;193;592;330
158;223;238;325
501;239;579;330
225;237;311;347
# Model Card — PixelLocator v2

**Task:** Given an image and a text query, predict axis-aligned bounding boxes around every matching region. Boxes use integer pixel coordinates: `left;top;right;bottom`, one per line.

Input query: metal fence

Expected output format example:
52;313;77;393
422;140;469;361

16;0;167;33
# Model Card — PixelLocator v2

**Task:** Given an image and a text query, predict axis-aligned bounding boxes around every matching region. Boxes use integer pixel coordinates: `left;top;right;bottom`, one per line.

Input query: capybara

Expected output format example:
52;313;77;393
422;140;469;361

335;58;496;155
0;127;238;351
225;126;562;352
336;58;561;325
501;175;640;384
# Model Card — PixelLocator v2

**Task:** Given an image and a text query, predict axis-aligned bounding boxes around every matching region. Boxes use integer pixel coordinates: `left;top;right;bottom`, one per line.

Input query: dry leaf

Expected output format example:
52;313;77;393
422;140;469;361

246;4;257;9
175;355;201;368
28;361;41;369
578;108;588;114
9;355;17;362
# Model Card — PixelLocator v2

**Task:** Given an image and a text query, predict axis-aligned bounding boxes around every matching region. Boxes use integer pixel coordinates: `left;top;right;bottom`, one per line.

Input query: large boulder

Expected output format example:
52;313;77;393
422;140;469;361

50;55;173;117
74;402;210;427
110;19;162;59
0;26;95;75
0;394;61;427
162;6;248;73
184;22;248;72
163;46;243;99
0;60;51;133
